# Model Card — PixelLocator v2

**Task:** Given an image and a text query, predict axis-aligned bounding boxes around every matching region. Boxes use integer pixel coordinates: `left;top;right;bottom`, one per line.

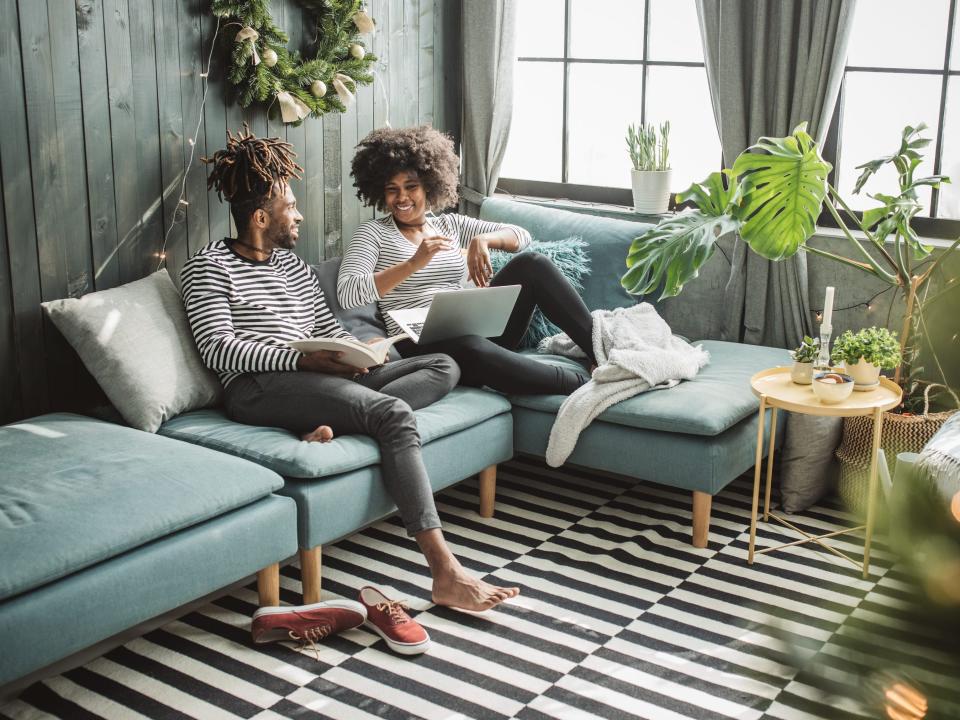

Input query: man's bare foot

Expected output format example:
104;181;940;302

301;425;334;443
431;566;519;611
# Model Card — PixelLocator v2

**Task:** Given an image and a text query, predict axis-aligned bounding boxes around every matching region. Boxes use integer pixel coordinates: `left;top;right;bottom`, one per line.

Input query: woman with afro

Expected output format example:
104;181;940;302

338;125;596;395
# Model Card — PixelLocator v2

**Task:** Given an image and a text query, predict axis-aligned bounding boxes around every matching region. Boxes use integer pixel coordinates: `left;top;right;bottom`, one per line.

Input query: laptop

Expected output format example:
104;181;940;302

387;285;522;344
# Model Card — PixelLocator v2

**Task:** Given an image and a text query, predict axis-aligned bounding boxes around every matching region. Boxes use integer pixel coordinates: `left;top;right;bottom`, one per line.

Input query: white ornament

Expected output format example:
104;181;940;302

349;43;365;60
262;48;278;67
353;8;376;34
310;80;327;97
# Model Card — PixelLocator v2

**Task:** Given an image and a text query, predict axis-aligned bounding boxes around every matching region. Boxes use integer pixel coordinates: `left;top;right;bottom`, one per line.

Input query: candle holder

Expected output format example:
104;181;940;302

815;325;832;370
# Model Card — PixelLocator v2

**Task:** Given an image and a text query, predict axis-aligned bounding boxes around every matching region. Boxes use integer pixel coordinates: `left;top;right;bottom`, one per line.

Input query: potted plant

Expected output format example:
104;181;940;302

789;335;820;384
831;327;902;389
620;122;958;510
626;121;671;214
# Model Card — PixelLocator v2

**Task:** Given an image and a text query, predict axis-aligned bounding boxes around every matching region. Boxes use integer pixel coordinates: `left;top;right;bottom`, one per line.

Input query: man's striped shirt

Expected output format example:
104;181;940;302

181;239;351;388
337;213;531;337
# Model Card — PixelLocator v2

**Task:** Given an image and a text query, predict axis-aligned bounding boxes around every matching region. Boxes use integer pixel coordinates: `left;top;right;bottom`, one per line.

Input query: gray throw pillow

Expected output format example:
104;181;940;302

778;412;844;513
42;270;222;433
311;258;400;361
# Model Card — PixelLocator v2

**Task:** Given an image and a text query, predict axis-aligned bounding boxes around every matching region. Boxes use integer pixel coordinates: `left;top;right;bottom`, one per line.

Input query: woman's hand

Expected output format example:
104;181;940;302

467;236;493;287
409;235;453;272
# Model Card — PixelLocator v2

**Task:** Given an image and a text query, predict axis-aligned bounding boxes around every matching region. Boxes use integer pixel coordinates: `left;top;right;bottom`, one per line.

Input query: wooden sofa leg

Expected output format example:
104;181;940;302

300;546;322;604
257;563;280;607
692;491;712;548
478;464;497;518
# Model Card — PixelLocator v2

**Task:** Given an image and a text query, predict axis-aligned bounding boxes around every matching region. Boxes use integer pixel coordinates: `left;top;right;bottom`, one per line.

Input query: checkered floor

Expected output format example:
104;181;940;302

3;456;958;719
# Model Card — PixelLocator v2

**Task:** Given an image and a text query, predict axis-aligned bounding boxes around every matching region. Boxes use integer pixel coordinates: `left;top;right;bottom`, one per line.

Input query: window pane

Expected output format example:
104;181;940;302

501;62;564;182
939;78;960;218
953;8;960;69
837;72;942;212
846;0;949;69
567;63;644;186
645;66;721;192
569;0;644;60
515;0;565;58
648;0;703;62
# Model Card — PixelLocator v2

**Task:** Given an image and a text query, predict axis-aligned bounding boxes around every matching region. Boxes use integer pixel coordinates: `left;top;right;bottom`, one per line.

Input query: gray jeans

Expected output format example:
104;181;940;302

224;354;460;535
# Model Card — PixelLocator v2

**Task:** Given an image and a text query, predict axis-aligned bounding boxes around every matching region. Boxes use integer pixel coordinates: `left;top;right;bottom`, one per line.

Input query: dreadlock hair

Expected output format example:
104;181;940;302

351;125;460;212
202;124;304;234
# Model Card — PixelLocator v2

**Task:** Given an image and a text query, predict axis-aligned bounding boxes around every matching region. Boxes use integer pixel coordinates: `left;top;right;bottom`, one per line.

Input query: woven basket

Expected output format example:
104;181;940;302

836;384;956;514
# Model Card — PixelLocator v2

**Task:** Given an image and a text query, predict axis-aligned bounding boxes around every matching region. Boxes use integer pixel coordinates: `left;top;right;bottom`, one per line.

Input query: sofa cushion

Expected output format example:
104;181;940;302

159;387;512;478
41;270;222;433
510;340;790;436
0;414;283;601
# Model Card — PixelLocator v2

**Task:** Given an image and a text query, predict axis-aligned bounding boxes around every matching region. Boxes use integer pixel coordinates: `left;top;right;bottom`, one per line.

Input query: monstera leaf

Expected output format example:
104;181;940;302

621;210;740;299
622;171;742;299
732;123;831;260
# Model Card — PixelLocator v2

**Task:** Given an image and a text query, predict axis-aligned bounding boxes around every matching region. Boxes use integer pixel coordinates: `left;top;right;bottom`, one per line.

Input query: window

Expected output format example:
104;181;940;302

499;0;721;205
827;0;960;235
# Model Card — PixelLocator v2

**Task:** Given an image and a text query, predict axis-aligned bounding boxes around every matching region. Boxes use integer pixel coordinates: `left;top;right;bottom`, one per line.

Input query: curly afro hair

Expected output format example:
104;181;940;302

351;125;459;212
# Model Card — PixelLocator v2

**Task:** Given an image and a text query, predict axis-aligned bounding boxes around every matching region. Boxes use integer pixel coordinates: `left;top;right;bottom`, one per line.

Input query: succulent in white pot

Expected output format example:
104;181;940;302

789;335;819;384
626;121;671;214
831;327;902;390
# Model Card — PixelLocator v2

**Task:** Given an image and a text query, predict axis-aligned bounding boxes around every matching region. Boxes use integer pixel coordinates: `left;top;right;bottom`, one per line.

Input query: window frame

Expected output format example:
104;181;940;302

500;0;960;240
499;0;711;199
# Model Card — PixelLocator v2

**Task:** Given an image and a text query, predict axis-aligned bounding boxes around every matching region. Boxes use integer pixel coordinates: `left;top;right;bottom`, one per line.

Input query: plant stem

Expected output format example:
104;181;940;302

823;196;898;283
894;275;920;388
827;186;901;275
803;238;892;281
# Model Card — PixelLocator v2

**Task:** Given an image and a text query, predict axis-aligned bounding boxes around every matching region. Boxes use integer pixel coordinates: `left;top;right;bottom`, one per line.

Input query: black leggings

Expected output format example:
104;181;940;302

396;253;596;395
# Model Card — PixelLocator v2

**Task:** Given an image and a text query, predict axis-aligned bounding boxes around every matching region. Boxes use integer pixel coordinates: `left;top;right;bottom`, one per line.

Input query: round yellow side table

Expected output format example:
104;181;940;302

748;367;902;578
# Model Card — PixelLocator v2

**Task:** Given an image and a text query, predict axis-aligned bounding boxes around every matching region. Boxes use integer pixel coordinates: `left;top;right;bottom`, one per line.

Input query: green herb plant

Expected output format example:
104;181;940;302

832;327;902;370
789;335;820;364
626;121;671;172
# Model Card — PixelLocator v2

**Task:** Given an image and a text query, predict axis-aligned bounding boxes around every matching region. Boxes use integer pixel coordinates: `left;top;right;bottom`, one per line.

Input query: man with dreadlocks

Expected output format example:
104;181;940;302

181;127;520;621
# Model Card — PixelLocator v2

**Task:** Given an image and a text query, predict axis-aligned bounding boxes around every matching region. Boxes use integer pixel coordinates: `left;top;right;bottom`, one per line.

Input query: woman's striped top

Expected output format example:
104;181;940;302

337;213;532;337
181;239;351;388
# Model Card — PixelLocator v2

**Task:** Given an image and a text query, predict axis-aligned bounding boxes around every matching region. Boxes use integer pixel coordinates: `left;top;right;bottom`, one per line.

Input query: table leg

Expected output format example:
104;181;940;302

863;406;884;579
748;395;767;564
763;407;778;521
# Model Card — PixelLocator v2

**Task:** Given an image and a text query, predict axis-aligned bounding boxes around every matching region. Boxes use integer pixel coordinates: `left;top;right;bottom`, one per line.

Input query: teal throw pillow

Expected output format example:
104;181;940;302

489;236;590;349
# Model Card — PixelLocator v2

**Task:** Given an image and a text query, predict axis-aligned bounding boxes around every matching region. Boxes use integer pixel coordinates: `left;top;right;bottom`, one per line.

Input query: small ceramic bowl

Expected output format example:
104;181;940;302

812;371;855;404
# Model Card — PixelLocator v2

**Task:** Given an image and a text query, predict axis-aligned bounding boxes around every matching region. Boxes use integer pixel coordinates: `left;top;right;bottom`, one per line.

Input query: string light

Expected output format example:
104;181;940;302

814;286;893;321
156;15;221;272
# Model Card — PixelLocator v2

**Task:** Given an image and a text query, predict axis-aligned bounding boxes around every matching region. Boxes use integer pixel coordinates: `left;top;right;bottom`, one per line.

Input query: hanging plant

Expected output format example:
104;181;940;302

212;0;377;124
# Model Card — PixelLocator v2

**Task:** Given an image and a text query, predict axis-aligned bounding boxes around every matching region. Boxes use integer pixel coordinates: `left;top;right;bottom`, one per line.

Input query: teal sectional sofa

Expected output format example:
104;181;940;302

1;196;788;690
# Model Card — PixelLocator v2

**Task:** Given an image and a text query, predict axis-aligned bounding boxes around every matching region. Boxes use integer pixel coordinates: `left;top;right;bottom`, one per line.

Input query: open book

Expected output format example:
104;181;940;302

288;335;407;369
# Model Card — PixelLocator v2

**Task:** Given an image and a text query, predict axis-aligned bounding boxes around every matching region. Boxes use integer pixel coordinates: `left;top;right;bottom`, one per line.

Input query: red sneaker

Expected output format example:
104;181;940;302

251;600;366;646
359;586;431;655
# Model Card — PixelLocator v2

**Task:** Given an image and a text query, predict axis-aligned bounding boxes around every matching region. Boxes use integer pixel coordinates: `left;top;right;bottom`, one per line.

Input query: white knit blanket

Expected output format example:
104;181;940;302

540;303;710;467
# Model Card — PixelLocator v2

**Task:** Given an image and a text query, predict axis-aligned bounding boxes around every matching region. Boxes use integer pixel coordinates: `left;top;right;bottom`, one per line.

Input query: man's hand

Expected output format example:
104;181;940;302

409;235;453;272
297;350;368;377
466;236;493;287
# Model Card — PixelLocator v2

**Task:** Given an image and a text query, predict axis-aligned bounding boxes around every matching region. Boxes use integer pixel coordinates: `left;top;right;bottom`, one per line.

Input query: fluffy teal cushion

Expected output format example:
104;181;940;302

489;237;590;349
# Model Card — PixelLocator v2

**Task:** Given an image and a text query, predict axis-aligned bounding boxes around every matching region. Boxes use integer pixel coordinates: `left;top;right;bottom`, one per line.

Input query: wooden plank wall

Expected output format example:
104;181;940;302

0;0;462;425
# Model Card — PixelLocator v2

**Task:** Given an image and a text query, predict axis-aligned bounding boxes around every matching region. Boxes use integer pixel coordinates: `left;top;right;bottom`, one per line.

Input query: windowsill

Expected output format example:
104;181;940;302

812;225;956;250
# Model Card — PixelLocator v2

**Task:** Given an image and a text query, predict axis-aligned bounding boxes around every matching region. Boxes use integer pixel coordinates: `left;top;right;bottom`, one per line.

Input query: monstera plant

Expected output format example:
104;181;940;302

622;122;958;409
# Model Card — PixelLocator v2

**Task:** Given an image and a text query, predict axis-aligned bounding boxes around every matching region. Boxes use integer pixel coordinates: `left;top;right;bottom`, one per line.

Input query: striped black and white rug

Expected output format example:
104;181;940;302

3;456;959;719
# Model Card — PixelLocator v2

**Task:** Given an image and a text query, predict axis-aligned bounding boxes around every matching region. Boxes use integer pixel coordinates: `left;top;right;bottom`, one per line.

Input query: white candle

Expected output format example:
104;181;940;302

822;286;835;329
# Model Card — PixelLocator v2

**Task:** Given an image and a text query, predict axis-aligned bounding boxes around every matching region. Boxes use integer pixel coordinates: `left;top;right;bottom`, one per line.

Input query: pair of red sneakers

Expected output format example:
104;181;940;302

251;586;430;655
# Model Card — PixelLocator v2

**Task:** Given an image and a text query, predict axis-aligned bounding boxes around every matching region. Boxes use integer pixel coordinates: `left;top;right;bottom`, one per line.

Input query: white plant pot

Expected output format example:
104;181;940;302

845;358;882;389
790;361;814;385
631;169;672;215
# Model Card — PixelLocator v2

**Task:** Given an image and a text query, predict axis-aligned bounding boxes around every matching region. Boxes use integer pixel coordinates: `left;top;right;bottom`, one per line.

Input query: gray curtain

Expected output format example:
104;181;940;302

459;0;517;216
696;0;856;348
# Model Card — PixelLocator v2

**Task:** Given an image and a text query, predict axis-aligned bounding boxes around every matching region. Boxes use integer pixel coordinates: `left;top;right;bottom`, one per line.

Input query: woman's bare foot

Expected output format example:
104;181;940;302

431;566;519;611
301;425;334;443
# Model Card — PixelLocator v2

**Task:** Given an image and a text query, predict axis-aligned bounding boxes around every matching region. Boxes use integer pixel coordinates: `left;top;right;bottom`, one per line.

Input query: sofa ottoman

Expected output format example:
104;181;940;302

159;387;514;602
0;414;298;687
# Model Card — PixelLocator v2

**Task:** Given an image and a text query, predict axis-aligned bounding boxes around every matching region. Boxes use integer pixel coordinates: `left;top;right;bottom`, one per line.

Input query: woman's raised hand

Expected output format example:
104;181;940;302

466;236;493;287
409;235;453;271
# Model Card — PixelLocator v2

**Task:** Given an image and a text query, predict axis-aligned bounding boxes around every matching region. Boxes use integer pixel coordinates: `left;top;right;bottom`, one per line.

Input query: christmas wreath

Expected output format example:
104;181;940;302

211;0;376;124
